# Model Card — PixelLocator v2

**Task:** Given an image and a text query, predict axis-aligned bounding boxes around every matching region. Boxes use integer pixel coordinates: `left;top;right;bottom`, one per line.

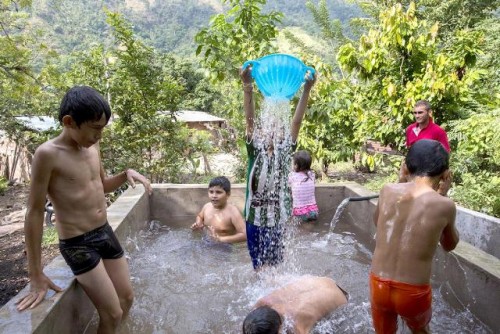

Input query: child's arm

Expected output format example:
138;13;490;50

291;72;316;142
440;200;459;251
240;66;255;140
17;146;62;311
97;144;152;195
191;205;206;230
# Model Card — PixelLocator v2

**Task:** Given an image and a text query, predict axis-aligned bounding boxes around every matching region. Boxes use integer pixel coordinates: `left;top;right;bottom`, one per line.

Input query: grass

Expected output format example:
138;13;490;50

42;226;58;246
363;173;398;192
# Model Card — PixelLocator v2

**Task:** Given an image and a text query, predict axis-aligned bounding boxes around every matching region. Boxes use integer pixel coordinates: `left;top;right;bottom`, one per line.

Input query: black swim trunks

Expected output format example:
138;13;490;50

59;222;124;275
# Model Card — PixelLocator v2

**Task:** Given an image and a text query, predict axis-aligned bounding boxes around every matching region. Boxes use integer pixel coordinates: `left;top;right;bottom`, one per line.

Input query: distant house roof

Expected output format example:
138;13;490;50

14;116;58;132
161;110;225;123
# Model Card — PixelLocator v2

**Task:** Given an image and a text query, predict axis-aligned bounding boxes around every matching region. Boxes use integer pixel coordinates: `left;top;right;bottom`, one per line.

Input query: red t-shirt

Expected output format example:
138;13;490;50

406;119;450;152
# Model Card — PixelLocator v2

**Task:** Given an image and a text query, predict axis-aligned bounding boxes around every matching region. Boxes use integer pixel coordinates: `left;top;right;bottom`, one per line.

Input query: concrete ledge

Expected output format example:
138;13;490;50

455;207;500;259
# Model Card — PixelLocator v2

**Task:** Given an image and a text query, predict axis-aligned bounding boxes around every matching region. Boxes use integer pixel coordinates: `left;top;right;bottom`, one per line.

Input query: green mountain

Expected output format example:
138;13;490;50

30;0;362;57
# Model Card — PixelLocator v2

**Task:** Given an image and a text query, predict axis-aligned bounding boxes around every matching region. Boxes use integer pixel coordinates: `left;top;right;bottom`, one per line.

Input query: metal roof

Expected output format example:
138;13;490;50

161;110;226;123
14;116;58;132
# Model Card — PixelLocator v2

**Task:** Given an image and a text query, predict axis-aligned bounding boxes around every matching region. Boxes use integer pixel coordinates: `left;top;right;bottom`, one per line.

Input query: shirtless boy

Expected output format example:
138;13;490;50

371;139;459;333
16;86;152;334
191;176;246;243
242;275;348;334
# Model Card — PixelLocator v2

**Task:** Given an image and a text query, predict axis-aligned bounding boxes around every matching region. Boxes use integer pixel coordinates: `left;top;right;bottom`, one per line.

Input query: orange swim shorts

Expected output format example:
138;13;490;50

369;272;432;333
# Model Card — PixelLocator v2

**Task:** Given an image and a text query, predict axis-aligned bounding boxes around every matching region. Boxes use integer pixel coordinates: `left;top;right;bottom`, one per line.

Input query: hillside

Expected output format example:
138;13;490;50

29;0;362;57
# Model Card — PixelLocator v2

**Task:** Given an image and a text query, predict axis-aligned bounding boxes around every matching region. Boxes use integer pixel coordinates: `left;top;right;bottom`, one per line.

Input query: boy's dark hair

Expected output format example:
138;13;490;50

209;176;231;194
414;100;431;111
406;139;449;177
59;86;111;127
242;306;281;334
293;150;312;173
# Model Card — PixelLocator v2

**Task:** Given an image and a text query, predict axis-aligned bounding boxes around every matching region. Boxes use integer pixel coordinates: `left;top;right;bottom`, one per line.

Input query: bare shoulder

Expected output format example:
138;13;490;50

227;203;242;214
201;202;212;212
424;191;455;210
428;192;455;213
379;182;402;198
33;140;58;161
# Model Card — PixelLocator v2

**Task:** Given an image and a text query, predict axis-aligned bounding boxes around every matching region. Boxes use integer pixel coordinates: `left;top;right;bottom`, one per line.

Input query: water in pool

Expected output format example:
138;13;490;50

93;218;492;334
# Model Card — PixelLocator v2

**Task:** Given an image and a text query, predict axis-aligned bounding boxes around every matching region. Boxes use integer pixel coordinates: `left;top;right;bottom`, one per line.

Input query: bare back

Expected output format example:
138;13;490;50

31;137;107;239
256;276;347;334
372;182;457;284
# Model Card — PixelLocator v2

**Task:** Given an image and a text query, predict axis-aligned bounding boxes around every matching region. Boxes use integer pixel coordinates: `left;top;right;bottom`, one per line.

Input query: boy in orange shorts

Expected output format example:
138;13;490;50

370;139;459;333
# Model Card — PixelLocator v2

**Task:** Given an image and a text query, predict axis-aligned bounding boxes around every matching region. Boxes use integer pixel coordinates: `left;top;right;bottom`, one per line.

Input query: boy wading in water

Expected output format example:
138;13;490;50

371;139;459;333
191;176;246;244
17;86;152;334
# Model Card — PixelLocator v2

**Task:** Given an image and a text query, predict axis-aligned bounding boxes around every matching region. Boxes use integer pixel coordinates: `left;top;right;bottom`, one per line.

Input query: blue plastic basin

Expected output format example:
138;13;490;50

243;53;315;100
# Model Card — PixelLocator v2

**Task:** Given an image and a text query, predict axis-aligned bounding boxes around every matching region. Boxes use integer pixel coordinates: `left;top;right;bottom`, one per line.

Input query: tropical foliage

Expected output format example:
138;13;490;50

1;0;499;216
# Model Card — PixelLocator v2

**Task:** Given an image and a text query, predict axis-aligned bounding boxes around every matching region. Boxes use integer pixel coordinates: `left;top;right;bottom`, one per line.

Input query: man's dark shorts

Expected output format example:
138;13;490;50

59;222;124;276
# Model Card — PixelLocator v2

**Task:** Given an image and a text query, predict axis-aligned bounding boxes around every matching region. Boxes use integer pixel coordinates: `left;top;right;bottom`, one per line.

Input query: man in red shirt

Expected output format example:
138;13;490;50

406;100;450;152
399;100;450;182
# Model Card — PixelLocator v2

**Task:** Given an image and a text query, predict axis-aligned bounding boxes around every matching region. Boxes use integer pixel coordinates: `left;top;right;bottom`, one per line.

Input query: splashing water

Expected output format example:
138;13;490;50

327;198;351;240
88;221;492;334
248;97;299;269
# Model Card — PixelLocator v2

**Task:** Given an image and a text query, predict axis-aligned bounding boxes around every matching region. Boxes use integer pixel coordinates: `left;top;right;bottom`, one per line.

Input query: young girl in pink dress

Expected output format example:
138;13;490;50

288;150;319;222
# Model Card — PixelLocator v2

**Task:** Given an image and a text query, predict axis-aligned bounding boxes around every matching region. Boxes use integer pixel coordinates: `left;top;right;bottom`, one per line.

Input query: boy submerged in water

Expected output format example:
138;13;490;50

191;176;246;244
17;86;153;334
242;275;348;334
370;139;459;333
240;65;316;270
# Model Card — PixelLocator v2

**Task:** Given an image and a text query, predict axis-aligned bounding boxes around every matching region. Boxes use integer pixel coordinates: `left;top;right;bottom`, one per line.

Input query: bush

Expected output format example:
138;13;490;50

450;172;500;217
0;177;8;195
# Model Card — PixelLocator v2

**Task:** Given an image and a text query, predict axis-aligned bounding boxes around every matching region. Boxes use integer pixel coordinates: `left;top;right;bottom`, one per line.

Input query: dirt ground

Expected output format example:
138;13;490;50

0;184;59;307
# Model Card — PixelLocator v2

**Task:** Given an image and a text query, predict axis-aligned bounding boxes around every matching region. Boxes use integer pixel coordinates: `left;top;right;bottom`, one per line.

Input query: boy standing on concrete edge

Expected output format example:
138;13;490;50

17;86;152;334
371;139;459;333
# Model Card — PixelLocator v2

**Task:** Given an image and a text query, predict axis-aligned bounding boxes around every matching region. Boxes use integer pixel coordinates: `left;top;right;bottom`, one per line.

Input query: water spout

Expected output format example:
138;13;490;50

327;194;379;238
345;194;379;202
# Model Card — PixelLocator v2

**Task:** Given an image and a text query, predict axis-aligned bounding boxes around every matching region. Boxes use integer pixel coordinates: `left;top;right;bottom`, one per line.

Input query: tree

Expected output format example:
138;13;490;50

195;0;283;82
294;3;482;172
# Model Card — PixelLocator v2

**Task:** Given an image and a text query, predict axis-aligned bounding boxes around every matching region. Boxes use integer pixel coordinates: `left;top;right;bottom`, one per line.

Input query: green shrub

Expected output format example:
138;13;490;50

451;172;500;217
42;227;59;246
0;177;7;195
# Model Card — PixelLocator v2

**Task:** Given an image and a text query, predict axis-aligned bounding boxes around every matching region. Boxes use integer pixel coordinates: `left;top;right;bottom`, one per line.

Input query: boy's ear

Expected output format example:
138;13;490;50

398;161;410;183
62;115;75;127
440;169;451;181
402;162;410;178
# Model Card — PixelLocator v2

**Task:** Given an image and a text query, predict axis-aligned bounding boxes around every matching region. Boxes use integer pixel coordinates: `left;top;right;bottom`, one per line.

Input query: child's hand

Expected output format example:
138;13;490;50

438;170;453;196
191;221;203;230
16;273;63;311
207;226;221;242
304;71;317;90
240;66;252;85
125;169;153;195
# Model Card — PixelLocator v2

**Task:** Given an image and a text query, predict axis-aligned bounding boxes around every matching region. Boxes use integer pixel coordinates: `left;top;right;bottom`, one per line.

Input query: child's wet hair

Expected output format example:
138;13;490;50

242;306;281;334
59;86;111;127
406;139;449;177
293;150;312;172
208;176;231;194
